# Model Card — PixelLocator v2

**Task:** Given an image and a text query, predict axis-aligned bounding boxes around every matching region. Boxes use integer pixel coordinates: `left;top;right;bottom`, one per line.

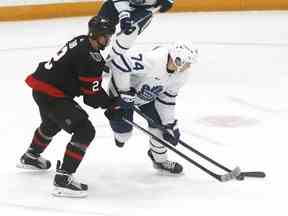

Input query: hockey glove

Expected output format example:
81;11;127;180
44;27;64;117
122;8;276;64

104;103;125;121
83;88;110;109
117;89;136;110
119;11;133;34
163;120;180;146
157;0;174;13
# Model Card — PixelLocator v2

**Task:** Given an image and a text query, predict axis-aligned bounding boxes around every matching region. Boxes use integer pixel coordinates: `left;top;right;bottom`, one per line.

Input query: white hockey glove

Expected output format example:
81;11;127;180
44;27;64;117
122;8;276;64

119;11;133;34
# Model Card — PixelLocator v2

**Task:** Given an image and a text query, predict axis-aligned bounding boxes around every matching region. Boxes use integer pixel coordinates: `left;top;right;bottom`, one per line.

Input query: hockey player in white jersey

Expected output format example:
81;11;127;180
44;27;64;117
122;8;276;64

104;42;198;174
96;0;174;63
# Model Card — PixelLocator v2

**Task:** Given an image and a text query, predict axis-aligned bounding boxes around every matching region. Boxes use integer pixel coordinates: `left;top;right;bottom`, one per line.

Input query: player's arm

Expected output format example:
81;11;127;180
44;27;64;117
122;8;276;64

78;75;111;109
113;0;132;23
79;73;125;121
72;42;112;109
111;0;132;33
108;51;143;108
155;88;178;125
155;72;187;125
154;62;189;124
110;63;135;108
112;0;131;12
108;50;138;93
155;86;181;146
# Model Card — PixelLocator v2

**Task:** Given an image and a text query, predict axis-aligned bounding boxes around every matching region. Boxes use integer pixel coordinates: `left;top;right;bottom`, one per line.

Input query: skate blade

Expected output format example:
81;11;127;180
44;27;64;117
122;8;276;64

155;169;184;177
52;187;88;198
16;163;48;171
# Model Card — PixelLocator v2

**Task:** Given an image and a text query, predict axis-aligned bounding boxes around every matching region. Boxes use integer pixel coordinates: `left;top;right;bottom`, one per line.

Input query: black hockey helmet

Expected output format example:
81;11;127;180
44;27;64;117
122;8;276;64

88;16;116;39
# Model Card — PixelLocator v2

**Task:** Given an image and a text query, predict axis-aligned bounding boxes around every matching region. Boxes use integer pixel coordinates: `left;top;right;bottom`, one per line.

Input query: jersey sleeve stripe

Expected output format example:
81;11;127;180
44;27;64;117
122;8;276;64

80;88;97;95
79;76;102;83
149;141;166;149
164;91;177;97
111;47;132;72
25;74;65;97
115;39;129;50
111;59;131;72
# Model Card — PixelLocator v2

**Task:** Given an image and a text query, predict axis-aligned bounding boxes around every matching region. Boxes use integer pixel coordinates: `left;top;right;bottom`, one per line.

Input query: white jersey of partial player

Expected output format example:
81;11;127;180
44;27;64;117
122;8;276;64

109;0;159;60
113;0;158;12
108;46;190;125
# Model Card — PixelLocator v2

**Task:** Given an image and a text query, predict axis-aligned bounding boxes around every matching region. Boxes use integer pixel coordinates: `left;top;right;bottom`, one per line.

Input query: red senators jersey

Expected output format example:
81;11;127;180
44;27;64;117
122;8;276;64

25;35;110;108
26;35;105;98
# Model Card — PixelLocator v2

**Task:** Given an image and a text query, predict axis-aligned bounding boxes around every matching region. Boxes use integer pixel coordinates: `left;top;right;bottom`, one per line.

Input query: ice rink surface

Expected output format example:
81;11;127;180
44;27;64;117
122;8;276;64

1;11;288;216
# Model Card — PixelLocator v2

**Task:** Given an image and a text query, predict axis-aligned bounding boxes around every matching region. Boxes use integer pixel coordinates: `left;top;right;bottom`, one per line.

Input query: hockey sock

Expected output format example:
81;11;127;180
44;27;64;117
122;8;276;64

149;140;168;163
28;128;53;155
61;119;94;173
61;141;89;174
149;128;168;163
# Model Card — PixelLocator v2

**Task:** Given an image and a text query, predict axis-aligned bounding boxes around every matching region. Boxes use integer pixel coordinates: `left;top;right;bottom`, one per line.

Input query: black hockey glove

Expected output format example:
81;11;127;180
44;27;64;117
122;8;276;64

104;103;125;121
83;88;110;109
163;120;180;146
119;11;133;34
157;0;174;13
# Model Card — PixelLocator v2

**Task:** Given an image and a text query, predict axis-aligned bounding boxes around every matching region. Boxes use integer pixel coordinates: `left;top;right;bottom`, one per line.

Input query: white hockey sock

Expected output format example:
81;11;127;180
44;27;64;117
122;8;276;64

114;131;132;143
149;128;167;163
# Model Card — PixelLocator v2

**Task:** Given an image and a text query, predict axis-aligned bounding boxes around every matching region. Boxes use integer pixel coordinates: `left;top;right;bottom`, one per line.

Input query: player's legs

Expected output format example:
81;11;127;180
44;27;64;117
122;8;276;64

140;102;168;161
109;109;134;147
44;95;95;197
141;102;183;174
20;91;95;197
108;79;134;147
17;120;60;170
17;91;61;170
52;119;94;198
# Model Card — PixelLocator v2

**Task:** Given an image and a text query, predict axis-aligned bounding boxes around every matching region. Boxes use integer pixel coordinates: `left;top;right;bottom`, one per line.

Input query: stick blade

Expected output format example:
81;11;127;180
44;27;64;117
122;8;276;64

242;171;266;178
220;166;241;182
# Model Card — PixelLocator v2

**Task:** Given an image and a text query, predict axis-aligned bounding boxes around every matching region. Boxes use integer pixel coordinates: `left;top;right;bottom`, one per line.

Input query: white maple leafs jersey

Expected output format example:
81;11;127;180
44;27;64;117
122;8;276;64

108;46;189;125
112;0;158;14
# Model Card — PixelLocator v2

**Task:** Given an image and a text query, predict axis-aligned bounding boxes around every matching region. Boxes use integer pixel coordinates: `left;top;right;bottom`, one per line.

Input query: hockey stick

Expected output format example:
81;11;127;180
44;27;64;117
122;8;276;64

123;118;241;182
132;106;266;180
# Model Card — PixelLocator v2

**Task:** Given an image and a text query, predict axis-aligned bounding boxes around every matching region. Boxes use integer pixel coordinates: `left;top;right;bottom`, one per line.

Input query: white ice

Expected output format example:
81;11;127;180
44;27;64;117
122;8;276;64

1;11;288;216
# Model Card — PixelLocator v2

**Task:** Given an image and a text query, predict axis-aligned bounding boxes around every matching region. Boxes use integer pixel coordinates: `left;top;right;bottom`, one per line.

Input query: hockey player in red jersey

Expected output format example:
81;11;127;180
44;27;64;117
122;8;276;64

17;16;123;198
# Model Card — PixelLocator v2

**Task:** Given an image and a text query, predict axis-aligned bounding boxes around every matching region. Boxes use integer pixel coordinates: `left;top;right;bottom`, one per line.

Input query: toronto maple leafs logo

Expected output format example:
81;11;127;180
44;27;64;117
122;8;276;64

137;84;163;102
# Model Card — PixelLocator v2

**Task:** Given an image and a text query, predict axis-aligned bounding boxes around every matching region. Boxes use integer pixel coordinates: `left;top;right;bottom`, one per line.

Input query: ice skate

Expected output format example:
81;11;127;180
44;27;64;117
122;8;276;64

17;152;51;170
148;149;183;174
52;161;88;198
115;138;125;148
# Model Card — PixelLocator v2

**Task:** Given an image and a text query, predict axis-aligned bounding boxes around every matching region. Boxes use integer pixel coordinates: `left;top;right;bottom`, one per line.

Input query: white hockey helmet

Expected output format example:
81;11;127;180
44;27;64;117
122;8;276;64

168;42;198;72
